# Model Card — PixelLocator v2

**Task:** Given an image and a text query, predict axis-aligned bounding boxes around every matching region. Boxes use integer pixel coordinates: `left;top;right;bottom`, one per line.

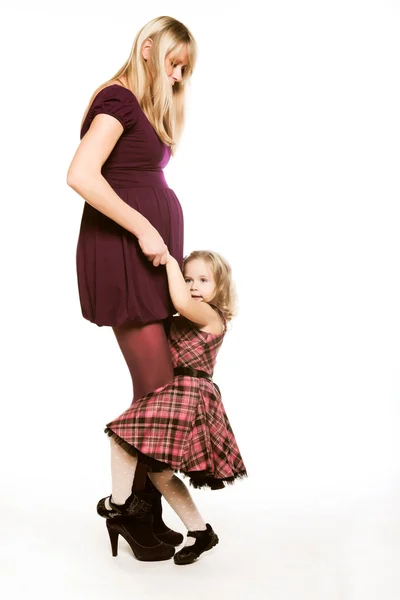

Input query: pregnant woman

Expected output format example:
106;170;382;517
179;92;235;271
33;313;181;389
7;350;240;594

67;16;197;561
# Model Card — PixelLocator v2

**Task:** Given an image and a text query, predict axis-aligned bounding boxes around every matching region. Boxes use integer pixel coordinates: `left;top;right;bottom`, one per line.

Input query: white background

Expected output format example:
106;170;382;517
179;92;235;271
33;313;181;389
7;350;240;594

1;1;400;598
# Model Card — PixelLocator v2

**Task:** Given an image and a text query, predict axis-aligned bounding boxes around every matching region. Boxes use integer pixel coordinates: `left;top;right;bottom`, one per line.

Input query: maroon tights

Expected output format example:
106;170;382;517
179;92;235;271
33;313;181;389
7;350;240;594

112;320;173;489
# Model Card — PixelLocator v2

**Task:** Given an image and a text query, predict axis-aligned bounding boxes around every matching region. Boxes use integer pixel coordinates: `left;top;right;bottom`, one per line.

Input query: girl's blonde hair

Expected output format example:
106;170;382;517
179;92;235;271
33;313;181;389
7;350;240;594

82;16;197;152
183;251;238;322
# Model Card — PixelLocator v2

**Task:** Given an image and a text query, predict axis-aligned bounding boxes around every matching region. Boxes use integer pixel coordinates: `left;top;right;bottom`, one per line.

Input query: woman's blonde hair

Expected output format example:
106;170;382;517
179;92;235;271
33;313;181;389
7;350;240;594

183;251;238;322
82;16;196;152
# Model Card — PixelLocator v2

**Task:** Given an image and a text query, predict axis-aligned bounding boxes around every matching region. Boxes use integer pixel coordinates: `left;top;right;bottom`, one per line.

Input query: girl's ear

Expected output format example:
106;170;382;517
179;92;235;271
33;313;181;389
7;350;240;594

141;38;153;61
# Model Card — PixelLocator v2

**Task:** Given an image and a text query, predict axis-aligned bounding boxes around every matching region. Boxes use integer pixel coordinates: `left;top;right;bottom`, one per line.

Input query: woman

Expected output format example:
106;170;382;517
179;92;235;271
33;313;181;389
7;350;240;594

67;16;197;561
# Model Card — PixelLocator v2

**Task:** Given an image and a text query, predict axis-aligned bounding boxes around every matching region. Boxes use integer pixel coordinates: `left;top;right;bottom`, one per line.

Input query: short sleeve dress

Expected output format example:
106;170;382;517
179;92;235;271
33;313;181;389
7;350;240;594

76;84;184;327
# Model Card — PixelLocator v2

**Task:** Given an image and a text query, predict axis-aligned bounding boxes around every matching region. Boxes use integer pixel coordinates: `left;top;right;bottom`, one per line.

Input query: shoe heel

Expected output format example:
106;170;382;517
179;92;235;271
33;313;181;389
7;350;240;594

107;522;119;557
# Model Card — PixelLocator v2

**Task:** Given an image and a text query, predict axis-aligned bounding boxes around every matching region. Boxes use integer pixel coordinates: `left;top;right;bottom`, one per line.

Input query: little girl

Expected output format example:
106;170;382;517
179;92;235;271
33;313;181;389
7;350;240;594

97;250;247;565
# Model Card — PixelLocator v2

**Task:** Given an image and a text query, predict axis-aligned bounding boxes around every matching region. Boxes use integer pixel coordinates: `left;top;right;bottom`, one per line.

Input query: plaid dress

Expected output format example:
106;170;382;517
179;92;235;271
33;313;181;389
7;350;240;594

105;313;247;490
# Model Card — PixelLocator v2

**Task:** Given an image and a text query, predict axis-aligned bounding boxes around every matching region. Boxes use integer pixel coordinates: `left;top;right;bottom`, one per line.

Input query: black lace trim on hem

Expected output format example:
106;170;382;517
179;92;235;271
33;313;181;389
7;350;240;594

104;428;248;490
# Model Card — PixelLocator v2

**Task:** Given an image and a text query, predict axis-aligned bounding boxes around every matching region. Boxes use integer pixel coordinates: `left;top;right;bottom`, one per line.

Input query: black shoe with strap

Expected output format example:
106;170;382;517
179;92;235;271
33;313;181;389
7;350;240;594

97;491;175;561
106;513;175;562
97;490;151;519
174;523;219;565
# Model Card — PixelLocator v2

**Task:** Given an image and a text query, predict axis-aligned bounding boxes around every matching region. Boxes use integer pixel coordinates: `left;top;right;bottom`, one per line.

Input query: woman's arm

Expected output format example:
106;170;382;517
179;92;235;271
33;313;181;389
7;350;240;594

165;254;221;328
67;114;167;266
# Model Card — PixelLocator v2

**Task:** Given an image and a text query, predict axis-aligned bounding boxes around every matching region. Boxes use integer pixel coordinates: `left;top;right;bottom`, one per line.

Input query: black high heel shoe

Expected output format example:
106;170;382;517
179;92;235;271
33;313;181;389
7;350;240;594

106;514;175;562
98;490;175;561
173;524;219;565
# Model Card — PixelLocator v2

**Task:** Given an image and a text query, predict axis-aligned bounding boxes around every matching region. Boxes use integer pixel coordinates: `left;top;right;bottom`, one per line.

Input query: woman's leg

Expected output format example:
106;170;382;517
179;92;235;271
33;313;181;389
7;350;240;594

96;321;179;559
108;321;183;546
112;320;174;490
113;320;173;401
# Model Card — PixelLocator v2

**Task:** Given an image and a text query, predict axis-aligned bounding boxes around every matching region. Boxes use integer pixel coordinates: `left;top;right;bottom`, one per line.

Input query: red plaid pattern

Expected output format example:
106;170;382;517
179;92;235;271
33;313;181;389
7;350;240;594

106;315;247;487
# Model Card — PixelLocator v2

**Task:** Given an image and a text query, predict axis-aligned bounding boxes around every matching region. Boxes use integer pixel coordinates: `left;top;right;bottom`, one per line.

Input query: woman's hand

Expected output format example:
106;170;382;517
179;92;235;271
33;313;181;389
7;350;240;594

137;226;168;267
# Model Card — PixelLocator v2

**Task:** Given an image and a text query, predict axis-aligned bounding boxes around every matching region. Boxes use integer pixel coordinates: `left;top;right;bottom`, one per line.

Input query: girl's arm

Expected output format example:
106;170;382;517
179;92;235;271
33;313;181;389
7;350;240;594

67;114;167;266
165;254;220;328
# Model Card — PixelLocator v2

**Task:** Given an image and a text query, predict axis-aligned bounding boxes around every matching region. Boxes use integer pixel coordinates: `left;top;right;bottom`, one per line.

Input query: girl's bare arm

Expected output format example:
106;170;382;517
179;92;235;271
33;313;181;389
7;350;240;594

165;254;222;330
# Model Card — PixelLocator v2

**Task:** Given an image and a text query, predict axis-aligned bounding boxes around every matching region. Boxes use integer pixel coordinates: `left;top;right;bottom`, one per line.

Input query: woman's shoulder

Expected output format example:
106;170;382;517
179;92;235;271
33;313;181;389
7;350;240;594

94;81;138;101
81;81;140;136
88;81;141;113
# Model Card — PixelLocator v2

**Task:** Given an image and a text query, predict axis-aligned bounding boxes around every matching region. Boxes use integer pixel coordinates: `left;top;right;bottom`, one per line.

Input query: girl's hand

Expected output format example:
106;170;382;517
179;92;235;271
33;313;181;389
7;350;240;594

137;226;168;267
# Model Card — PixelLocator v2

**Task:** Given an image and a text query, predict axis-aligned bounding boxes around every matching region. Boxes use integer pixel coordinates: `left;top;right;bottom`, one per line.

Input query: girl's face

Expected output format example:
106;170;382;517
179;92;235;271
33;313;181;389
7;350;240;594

165;46;189;86
184;259;216;303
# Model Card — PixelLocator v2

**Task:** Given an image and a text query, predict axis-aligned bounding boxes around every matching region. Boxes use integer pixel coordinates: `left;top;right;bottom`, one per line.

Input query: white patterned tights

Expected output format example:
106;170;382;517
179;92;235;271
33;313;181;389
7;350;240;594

108;439;206;546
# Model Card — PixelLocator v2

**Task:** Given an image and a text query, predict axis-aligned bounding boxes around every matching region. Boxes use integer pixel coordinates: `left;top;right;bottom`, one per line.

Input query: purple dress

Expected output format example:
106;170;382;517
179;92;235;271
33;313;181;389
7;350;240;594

76;84;184;327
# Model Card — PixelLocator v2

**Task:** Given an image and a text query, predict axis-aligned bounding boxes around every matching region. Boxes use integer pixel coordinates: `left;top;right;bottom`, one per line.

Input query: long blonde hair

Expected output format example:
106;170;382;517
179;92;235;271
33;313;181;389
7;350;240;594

82;16;197;152
183;251;238;322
